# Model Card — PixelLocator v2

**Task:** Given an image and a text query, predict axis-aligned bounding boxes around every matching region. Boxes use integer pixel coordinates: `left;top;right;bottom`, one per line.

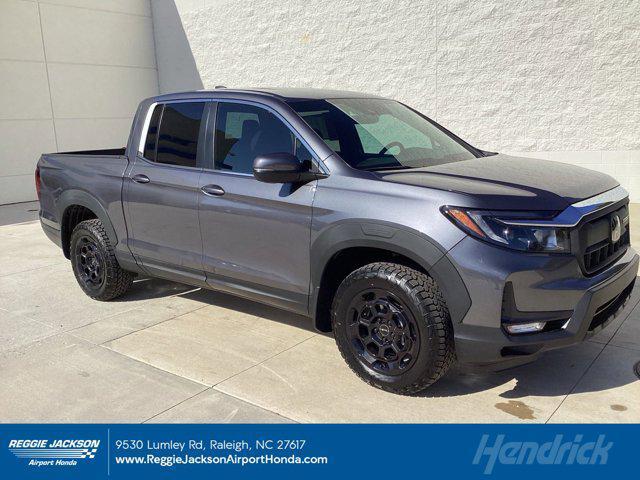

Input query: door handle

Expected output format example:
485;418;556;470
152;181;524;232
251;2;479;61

201;184;225;196
131;174;150;184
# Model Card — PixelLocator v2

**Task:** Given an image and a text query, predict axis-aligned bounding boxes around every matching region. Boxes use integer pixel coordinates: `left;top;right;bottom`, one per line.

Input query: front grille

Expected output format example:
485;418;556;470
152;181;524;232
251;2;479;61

579;204;629;275
583;230;629;272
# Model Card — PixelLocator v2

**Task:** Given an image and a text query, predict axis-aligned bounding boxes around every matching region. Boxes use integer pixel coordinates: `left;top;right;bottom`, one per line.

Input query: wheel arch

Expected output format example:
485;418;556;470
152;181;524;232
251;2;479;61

58;190;118;259
310;221;471;331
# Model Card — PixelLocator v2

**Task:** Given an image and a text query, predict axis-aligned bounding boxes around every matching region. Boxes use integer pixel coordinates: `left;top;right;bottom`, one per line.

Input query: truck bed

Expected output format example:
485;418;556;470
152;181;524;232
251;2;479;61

37;148;131;257
50;147;126;156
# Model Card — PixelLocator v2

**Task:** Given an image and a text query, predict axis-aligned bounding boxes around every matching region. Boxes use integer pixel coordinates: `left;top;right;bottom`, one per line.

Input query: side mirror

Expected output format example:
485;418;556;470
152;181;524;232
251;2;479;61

253;153;314;184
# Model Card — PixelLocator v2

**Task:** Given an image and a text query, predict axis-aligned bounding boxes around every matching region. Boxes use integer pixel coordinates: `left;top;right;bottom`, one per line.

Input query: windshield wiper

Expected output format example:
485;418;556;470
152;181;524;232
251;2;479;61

361;165;412;172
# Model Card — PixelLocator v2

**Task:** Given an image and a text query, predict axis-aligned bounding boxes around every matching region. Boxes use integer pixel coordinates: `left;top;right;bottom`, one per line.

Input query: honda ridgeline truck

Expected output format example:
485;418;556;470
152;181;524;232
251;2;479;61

37;88;638;394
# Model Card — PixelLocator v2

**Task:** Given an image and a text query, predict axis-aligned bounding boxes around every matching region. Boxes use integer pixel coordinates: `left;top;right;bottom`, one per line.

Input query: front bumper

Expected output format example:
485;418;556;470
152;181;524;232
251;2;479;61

448;236;638;369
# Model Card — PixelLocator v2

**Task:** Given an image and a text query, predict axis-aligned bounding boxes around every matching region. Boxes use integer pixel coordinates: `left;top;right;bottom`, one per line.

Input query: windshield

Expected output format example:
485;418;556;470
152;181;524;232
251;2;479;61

288;98;477;170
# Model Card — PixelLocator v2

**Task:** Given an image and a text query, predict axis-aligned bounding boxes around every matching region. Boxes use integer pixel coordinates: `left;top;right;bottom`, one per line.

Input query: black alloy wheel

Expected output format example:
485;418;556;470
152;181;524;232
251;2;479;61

69;219;133;301
74;235;106;291
331;262;455;395
346;288;420;375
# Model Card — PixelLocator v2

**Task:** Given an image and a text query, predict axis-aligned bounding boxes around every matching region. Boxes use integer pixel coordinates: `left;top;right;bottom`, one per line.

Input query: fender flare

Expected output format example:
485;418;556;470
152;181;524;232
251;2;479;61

58;189;118;257
309;220;471;328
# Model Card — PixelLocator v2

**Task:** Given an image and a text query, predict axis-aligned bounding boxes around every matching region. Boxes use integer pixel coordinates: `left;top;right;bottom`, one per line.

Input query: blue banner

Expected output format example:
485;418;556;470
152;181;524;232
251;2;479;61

0;424;634;479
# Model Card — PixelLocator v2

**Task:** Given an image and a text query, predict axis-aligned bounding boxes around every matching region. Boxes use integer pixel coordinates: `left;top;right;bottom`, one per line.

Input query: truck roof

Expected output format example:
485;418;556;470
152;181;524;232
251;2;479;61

152;87;383;103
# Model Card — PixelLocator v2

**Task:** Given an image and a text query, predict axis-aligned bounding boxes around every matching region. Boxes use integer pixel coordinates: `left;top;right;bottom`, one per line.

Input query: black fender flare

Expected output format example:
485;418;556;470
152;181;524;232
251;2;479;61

309;220;471;328
58;190;118;257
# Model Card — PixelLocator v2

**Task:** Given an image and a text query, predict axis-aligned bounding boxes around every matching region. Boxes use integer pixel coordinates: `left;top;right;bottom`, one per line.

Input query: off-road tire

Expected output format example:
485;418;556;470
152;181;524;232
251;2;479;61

70;219;133;301
331;262;455;395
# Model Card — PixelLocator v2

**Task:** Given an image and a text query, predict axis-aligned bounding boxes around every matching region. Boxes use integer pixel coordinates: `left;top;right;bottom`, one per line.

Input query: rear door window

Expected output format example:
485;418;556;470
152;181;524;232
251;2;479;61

143;102;205;168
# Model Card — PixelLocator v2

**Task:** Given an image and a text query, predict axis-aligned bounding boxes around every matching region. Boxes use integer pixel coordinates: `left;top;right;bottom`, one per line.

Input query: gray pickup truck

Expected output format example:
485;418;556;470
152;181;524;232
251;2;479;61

37;88;638;394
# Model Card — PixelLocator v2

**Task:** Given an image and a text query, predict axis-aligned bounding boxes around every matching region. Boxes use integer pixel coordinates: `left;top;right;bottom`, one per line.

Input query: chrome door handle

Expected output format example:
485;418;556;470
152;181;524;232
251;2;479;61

131;174;150;184
201;184;225;196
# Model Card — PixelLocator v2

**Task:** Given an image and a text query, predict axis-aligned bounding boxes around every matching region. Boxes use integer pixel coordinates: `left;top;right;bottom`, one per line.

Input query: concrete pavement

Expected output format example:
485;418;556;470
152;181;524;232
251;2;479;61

1;201;639;423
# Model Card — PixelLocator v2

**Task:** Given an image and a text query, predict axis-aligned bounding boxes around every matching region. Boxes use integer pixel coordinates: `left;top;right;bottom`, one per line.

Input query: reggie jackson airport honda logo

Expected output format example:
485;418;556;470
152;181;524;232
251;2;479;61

8;439;100;467
472;434;612;474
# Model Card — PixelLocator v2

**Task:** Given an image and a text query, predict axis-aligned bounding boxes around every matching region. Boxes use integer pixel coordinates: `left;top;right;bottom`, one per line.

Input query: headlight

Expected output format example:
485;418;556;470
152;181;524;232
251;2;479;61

442;206;571;253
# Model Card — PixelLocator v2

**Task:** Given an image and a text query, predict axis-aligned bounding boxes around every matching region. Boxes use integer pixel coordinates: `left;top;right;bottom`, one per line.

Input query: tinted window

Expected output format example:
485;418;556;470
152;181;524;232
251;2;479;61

143;104;163;161
224;111;259;139
296;109;342;153
289;99;475;171
295;138;313;164
214;103;296;174
154;102;205;168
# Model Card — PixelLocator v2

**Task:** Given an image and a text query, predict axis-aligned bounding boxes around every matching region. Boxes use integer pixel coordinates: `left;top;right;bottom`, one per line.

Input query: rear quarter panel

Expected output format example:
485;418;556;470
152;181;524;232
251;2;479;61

38;152;130;260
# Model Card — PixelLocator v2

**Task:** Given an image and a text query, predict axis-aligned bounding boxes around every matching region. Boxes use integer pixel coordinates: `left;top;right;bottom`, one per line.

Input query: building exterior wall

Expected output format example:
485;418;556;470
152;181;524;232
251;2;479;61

0;0;159;204
2;0;638;204
162;0;640;201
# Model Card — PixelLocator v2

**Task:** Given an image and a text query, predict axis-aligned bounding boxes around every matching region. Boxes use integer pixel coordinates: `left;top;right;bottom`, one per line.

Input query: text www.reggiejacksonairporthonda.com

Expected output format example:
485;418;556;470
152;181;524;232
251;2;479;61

114;453;329;467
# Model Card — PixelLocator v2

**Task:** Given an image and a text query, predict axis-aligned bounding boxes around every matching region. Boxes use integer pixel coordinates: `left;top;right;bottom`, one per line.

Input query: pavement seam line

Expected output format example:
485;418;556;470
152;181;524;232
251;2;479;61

93;304;211;345
141;387;215;424
544;342;606;424
1;330;69;357
0;220;40;229
545;296;640;423
209;387;302;424
2;284;203;348
587;339;640;352
93;339;212;389
0;262;68;278
604;342;640;353
141;386;298;424
134;334;318;424
211;334;319;389
206;334;321;421
64;287;205;336
100;331;317;397
605;343;640;352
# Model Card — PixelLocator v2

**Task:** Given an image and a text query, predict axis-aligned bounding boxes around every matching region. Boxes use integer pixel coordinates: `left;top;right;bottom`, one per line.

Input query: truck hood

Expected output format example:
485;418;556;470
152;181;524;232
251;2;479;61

376;154;620;211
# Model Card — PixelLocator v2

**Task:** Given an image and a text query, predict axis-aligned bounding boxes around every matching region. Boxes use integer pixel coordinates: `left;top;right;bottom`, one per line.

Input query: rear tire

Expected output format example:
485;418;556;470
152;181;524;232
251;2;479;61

70;219;133;301
331;262;455;395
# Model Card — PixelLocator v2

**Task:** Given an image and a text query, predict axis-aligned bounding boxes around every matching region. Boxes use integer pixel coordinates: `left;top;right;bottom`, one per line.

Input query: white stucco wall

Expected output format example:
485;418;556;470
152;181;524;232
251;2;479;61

158;0;640;201
0;0;159;204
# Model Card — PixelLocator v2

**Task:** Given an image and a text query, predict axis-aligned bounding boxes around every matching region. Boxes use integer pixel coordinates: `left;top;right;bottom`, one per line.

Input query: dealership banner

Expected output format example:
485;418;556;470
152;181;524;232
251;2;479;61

0;424;634;479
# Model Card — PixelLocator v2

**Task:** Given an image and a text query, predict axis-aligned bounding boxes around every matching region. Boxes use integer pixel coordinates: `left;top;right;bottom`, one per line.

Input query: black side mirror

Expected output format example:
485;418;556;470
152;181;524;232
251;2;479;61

253;153;314;184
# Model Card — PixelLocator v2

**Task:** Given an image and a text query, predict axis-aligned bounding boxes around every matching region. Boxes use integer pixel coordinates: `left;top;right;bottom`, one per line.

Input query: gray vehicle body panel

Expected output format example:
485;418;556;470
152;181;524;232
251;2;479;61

37;87;638;368
36;152;141;271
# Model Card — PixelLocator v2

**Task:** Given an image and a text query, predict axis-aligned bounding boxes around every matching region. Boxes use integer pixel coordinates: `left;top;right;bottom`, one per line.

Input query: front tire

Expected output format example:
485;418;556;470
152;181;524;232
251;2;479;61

70;219;133;301
331;262;455;395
